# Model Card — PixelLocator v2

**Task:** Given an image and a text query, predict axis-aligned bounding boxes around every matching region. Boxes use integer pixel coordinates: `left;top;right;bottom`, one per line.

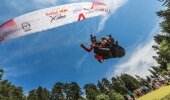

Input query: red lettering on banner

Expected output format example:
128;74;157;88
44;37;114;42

46;10;58;16
78;13;86;21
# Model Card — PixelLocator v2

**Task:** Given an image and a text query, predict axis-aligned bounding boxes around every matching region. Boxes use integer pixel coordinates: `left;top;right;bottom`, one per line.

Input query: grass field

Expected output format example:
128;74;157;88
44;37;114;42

138;85;170;100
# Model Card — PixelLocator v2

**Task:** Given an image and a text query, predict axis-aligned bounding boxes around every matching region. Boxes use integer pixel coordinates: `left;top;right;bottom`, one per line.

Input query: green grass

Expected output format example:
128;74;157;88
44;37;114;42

161;93;170;100
137;85;170;100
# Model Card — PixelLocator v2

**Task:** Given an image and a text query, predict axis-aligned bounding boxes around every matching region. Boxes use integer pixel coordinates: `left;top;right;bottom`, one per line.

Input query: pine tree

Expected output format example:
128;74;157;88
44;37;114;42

152;0;170;75
63;82;83;100
119;74;140;92
111;77;127;95
51;82;64;100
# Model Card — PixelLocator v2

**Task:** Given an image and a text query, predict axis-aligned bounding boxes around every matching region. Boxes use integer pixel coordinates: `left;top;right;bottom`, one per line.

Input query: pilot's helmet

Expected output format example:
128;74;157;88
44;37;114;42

91;36;96;42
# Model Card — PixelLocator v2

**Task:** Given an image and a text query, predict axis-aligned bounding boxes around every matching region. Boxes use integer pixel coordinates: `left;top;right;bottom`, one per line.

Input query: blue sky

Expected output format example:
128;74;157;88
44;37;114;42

0;0;162;93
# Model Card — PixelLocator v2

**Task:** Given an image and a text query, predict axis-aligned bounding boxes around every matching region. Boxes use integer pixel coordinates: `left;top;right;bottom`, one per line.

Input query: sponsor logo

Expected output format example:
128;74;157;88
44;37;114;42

78;13;86;21
50;14;66;23
22;22;31;32
46;10;58;16
60;9;68;13
46;8;68;23
83;2;107;14
46;8;68;16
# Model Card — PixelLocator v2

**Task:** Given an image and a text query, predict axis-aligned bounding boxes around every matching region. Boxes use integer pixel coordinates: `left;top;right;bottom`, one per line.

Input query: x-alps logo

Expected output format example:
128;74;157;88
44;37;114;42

22;22;31;32
46;9;68;23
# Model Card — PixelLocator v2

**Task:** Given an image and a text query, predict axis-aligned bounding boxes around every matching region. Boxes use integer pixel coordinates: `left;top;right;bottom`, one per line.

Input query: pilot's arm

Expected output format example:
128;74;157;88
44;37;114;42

81;44;94;52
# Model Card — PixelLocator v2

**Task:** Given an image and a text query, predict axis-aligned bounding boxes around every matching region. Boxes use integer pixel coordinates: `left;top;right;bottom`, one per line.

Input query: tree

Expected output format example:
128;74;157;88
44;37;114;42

51;82;64;100
159;40;170;61
97;78;114;94
135;75;148;86
146;76;151;83
0;80;25;100
37;86;50;100
153;0;170;74
0;68;25;100
69;82;83;100
158;0;170;6
27;90;37;100
27;86;50;100
119;74;140;92
111;77;127;95
154;0;170;66
148;69;159;78
97;81;106;94
84;83;99;100
96;93;109;100
63;82;83;100
108;92;124;100
0;68;4;80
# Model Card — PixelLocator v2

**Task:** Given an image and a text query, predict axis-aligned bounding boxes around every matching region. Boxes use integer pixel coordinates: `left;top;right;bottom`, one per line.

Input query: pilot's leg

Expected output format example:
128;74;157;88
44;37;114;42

94;54;104;63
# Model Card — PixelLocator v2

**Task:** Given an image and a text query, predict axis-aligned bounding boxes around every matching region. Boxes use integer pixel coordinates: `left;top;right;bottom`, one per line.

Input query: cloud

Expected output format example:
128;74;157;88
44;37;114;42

107;23;160;78
97;0;128;32
109;40;157;78
76;54;88;68
3;67;33;79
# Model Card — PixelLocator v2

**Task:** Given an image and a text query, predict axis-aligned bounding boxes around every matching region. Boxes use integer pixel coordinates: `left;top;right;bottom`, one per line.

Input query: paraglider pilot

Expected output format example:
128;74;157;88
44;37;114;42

80;35;115;63
80;34;125;63
81;35;104;63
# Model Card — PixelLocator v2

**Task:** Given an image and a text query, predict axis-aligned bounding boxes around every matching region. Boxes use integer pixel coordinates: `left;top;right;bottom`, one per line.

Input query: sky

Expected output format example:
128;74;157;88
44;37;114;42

0;0;163;93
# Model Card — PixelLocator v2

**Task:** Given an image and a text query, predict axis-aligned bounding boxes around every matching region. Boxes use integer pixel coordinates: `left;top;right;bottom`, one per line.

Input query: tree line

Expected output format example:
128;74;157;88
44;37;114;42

0;0;170;100
0;68;148;100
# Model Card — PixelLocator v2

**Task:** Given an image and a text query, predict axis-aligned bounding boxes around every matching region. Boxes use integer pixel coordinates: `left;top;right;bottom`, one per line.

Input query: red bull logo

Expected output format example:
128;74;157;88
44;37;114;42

60;9;68;13
46;9;68;16
46;10;58;16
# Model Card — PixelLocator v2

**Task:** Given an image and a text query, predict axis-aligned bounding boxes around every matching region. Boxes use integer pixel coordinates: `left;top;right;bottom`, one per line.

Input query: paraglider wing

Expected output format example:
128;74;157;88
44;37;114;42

0;2;109;42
